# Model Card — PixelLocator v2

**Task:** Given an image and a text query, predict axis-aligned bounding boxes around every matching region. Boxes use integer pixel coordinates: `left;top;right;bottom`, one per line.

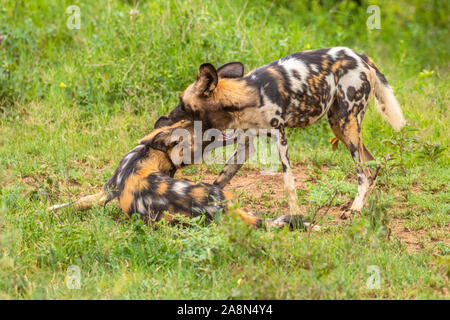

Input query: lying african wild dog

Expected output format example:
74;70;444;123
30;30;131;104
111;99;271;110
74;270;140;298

48;120;264;228
164;47;407;219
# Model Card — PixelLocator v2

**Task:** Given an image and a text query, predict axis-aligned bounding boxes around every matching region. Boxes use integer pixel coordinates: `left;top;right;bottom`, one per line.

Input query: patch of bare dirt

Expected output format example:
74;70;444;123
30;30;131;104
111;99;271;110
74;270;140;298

389;219;428;252
180;165;343;220
8;162;446;253
180;164;448;253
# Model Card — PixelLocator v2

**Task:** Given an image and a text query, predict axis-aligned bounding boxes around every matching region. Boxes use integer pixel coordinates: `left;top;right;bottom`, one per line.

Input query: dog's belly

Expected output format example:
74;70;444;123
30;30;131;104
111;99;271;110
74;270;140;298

284;87;337;128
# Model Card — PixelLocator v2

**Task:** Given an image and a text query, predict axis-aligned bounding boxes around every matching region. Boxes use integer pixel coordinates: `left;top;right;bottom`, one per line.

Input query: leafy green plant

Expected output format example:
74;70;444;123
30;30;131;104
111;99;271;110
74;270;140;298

417;141;446;162
383;126;420;175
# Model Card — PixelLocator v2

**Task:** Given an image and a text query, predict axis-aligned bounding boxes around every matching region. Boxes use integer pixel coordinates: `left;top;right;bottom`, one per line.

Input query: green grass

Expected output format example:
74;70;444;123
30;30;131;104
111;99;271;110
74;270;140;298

0;0;448;299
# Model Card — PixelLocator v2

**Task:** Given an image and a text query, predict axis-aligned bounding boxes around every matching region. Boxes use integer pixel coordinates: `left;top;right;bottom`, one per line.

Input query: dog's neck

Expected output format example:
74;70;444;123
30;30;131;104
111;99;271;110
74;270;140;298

212;78;259;109
137;149;176;177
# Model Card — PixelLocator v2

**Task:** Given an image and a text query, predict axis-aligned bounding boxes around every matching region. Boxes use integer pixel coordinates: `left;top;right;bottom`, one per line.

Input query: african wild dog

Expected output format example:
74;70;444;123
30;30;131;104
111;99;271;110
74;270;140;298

48;120;265;228
164;47;406;219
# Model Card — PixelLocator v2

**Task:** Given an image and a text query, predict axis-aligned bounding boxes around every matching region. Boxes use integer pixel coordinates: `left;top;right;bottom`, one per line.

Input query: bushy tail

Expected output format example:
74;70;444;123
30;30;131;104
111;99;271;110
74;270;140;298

223;191;262;228
373;72;406;131
48;191;109;212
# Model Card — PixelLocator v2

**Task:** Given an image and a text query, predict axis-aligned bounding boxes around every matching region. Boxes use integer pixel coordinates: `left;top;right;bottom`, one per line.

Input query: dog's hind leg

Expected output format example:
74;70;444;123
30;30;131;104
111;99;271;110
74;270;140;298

273;127;301;216
327;98;379;219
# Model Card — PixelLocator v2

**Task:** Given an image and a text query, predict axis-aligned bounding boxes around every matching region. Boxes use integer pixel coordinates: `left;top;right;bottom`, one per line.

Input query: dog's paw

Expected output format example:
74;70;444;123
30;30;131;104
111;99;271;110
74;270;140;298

339;200;353;220
265;215;320;231
339;209;358;220
339;209;351;220
303;221;321;231
264;216;289;230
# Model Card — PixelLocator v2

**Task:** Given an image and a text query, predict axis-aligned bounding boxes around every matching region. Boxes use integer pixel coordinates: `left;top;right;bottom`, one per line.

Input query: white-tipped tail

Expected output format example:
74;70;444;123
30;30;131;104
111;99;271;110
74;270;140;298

48;202;71;211
48;191;109;212
373;77;406;131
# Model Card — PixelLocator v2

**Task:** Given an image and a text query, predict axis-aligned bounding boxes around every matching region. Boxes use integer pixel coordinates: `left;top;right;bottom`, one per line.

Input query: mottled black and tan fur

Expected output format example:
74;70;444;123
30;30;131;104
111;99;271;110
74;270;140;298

166;47;406;219
48;120;262;228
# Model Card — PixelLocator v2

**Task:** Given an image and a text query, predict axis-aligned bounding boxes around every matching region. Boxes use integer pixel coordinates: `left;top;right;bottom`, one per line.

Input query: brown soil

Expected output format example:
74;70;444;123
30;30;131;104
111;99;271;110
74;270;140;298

179;164;449;253
12;163;447;254
181;165;339;217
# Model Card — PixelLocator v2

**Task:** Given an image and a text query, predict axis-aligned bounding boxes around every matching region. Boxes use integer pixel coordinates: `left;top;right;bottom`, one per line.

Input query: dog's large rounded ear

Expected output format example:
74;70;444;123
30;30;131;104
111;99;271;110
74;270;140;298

195;63;218;96
142;121;191;152
141;130;175;153
147;131;170;152
217;62;244;78
153;116;173;129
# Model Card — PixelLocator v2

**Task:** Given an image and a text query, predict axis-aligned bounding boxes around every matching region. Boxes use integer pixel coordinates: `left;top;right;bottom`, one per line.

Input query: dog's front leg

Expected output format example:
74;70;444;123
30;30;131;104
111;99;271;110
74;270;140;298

273;128;301;216
214;135;255;188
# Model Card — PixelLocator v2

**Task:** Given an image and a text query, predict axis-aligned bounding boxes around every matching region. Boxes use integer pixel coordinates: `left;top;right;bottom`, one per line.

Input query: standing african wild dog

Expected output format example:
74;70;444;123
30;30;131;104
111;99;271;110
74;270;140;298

48;120;263;228
165;47;406;219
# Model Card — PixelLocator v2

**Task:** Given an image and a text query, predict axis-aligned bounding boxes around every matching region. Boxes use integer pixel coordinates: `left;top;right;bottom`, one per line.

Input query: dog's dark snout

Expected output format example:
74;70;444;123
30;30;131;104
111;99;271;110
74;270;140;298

167;104;193;123
153;116;173;129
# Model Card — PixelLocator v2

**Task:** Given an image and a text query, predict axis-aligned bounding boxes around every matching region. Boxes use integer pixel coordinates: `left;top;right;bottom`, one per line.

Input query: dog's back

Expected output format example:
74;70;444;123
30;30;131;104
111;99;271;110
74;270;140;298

104;145;228;222
103;120;228;222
